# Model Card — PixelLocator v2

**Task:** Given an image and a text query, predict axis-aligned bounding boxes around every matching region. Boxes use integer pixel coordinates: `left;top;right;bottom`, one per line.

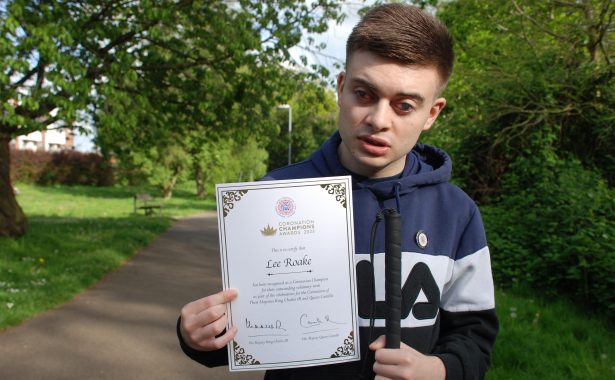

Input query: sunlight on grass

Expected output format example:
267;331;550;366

489;289;615;380
0;183;214;330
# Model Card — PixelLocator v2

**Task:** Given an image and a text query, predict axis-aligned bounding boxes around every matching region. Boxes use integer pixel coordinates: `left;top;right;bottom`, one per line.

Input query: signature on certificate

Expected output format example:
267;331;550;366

299;313;344;330
245;318;287;332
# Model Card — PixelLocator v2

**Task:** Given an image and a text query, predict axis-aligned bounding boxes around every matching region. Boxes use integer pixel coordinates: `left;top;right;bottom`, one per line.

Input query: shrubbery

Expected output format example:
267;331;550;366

433;1;615;320
10;149;114;186
482;151;615;318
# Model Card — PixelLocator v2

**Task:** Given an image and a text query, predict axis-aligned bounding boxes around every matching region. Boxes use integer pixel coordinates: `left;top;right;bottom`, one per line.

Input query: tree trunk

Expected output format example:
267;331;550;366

0;131;27;236
195;166;206;199
162;170;179;200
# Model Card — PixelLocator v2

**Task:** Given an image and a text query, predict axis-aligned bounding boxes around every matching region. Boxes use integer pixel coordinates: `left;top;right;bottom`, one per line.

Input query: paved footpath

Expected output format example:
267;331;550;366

0;213;264;380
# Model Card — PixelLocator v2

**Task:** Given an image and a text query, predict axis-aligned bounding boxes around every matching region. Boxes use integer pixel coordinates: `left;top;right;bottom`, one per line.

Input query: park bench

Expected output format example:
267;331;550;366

133;193;163;216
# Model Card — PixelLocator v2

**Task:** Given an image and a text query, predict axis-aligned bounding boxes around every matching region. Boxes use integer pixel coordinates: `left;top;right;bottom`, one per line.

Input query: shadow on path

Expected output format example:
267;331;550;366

0;213;264;380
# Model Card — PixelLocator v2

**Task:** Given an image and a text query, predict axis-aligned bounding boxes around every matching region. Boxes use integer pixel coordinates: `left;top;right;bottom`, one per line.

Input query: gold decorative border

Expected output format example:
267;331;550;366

330;331;355;358
320;183;347;208
222;190;248;217
233;341;260;366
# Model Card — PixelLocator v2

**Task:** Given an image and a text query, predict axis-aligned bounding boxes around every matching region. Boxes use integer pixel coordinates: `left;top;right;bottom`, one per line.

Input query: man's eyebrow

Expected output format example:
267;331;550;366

350;77;426;104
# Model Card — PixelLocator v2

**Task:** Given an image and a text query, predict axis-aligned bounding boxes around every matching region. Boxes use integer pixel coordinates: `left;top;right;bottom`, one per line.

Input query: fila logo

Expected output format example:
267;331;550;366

356;261;440;320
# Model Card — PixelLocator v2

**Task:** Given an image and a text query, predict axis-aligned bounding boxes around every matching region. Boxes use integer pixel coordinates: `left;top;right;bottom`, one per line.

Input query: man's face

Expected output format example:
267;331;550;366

336;50;446;178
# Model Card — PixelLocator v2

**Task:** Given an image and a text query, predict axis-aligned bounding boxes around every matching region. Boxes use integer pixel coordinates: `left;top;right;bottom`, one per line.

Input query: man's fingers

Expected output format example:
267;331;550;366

179;289;238;351
195;325;238;351
181;289;238;315
196;288;238;309
374;348;412;365
370;335;414;352
369;335;386;351
183;289;238;315
373;362;404;380
191;308;230;341
373;351;412;380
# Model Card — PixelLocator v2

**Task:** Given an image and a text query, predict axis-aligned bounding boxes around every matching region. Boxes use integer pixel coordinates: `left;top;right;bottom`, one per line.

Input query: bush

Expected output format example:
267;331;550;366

10;149;51;184
483;152;615;318
10;149;114;186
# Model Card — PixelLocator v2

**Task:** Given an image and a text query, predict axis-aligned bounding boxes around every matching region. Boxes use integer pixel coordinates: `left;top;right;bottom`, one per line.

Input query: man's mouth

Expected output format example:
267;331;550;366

360;135;388;147
358;135;390;156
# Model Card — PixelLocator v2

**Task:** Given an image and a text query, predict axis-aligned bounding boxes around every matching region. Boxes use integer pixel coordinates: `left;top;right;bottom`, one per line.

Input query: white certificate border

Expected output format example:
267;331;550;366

215;176;359;371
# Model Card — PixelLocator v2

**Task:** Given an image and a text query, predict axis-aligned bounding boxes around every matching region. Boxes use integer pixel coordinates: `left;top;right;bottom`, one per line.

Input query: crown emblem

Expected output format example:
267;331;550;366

260;224;277;236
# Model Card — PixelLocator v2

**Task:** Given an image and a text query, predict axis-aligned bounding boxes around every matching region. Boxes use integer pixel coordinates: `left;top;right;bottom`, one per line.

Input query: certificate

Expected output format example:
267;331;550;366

216;176;359;371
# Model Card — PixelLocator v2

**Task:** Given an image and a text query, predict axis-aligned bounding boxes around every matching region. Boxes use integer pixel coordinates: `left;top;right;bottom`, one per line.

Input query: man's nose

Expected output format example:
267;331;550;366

366;100;392;131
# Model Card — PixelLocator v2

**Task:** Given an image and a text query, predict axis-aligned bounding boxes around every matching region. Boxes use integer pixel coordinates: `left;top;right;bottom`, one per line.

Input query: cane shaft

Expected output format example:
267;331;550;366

384;210;402;349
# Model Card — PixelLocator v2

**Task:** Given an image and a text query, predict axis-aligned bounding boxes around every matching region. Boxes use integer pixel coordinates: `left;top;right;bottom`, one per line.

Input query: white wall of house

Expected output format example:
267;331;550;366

12;125;73;152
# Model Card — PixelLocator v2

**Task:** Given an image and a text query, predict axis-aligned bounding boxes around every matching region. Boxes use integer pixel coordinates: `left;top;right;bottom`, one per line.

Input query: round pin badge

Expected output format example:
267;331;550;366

416;230;428;249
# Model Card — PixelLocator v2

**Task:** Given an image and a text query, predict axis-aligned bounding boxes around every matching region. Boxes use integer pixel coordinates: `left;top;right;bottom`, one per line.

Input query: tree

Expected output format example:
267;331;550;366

1;0;343;236
266;81;338;170
433;0;614;201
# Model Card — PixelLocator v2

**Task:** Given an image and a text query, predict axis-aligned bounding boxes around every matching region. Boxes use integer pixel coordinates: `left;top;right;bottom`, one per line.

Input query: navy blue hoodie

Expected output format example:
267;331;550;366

178;132;499;380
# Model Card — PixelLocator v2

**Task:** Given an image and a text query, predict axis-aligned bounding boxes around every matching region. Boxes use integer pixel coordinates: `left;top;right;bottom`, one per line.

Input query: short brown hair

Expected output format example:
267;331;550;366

346;4;454;86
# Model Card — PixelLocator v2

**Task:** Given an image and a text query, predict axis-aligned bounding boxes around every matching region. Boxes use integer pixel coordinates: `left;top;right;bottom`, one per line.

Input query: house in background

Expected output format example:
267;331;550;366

7;98;76;152
10;125;75;152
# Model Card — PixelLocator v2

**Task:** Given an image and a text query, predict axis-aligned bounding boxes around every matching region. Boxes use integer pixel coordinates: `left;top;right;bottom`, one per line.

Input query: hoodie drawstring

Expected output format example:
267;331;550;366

359;211;383;379
394;182;402;214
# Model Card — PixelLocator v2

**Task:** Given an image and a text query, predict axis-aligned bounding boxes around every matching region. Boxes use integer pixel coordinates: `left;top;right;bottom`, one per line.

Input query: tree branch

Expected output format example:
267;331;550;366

9;66;38;90
35;60;46;91
97;19;158;56
511;0;576;44
81;0;137;30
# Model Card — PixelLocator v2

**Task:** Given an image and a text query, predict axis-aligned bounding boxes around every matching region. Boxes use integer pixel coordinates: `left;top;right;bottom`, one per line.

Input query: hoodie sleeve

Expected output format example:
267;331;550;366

432;207;499;380
176;317;229;367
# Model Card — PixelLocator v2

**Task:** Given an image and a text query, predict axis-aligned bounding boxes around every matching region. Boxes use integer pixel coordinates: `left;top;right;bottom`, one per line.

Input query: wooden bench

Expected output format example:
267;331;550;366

133;193;163;216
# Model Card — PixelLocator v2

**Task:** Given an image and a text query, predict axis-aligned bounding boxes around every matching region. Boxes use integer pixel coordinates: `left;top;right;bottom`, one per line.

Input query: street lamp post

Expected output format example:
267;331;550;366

277;104;292;165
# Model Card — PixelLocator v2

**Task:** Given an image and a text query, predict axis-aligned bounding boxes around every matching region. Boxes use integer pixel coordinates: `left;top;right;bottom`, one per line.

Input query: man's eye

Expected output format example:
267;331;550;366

397;102;413;112
355;90;369;98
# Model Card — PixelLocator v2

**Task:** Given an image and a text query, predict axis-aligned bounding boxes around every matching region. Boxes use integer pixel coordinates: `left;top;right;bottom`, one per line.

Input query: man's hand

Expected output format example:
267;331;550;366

369;335;446;380
179;289;238;351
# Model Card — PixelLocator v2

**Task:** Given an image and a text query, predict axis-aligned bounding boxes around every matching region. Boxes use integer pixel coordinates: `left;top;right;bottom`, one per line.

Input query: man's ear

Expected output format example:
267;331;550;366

422;97;446;131
336;72;346;106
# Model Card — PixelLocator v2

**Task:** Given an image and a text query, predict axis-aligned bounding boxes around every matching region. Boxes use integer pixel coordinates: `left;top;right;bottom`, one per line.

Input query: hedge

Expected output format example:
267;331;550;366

10;149;114;186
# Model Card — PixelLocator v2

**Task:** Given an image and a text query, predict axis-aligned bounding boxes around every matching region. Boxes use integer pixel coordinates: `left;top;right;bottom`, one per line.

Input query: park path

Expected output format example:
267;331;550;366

0;212;264;380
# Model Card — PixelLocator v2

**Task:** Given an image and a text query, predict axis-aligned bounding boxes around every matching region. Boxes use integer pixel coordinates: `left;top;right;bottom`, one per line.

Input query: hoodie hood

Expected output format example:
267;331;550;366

310;131;452;198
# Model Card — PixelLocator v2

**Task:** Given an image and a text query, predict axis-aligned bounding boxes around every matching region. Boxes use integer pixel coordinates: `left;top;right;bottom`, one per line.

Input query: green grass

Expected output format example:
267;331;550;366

489;288;615;379
0;183;214;330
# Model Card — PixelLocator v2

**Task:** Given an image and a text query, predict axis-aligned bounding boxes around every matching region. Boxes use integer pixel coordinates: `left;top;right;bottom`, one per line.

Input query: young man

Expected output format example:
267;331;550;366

178;4;498;379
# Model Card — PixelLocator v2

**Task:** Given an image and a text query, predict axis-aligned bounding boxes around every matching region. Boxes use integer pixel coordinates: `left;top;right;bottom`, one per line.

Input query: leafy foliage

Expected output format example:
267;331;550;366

2;0;343;137
91;2;342;198
266;81;338;170
1;0;344;234
482;150;615;318
436;0;614;200
433;0;615;318
191;137;269;198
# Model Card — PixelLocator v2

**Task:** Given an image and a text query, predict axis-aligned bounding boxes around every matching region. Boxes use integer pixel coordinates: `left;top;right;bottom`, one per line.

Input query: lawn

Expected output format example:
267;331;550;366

489;288;615;379
0;183;214;329
1;184;614;378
